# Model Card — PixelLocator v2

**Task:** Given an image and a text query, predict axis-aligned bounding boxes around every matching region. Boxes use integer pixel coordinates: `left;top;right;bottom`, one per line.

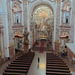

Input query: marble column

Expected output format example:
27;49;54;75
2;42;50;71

74;25;75;43
3;0;10;57
23;1;27;28
4;14;9;57
23;1;31;51
56;0;60;41
27;2;30;49
1;33;4;58
7;0;14;44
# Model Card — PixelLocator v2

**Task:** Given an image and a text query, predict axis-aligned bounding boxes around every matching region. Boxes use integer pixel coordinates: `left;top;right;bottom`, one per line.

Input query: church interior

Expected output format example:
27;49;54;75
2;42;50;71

0;0;75;75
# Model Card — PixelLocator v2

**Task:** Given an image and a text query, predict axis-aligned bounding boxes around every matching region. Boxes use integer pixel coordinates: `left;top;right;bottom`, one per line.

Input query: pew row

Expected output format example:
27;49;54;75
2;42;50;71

3;52;35;75
46;53;72;75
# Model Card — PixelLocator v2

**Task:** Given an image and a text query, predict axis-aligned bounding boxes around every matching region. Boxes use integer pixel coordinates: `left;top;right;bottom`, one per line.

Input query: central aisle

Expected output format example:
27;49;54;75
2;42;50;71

27;52;46;75
40;41;45;53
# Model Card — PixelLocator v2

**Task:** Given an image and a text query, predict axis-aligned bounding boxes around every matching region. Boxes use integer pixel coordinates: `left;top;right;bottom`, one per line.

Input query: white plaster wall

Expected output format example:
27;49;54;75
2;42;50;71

66;43;75;54
66;0;75;54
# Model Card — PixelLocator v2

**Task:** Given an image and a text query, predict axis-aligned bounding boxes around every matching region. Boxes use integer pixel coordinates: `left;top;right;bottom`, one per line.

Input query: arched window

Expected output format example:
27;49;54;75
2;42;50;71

62;2;71;24
15;13;20;23
66;12;69;23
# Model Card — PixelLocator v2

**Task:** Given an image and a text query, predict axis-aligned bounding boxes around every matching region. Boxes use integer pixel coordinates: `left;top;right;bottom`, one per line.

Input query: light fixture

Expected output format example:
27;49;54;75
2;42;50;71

43;25;45;29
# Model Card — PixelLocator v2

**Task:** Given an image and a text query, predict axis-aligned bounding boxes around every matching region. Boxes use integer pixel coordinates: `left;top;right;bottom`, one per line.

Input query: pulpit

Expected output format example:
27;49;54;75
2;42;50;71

14;34;23;53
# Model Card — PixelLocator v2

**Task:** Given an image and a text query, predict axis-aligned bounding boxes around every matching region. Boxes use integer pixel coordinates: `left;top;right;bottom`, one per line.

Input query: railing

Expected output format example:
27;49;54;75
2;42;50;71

12;23;24;28
14;23;21;26
61;23;70;26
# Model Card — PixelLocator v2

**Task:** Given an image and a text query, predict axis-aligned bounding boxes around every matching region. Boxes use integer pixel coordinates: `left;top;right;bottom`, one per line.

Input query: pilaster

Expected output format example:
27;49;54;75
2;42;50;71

7;0;14;57
23;1;27;28
71;0;75;43
56;0;61;41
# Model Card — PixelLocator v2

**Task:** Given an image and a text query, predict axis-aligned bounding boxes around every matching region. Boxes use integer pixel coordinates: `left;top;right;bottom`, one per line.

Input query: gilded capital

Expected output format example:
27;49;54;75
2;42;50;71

23;0;27;4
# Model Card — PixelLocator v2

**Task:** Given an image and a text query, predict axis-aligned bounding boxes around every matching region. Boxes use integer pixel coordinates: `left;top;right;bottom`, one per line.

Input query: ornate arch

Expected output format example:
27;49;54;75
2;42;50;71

29;1;54;46
12;1;22;13
29;1;54;26
62;0;71;11
30;1;54;16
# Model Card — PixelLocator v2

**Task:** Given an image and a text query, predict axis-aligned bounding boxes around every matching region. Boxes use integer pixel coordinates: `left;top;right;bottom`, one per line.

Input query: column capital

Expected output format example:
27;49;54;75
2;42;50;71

23;0;27;4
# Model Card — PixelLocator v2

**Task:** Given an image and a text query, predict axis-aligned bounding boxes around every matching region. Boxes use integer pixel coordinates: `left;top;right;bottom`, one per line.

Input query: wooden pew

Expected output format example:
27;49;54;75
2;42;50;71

3;72;25;75
7;66;29;70
46;59;64;62
46;71;72;75
3;52;35;75
46;68;70;73
47;64;68;67
13;59;32;62
47;58;63;60
5;69;27;73
46;53;71;75
47;62;66;65
46;66;69;70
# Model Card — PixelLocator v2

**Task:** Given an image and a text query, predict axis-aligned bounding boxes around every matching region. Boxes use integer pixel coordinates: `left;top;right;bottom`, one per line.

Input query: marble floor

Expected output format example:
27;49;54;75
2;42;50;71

27;51;46;75
71;72;75;75
27;51;75;75
0;51;75;75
